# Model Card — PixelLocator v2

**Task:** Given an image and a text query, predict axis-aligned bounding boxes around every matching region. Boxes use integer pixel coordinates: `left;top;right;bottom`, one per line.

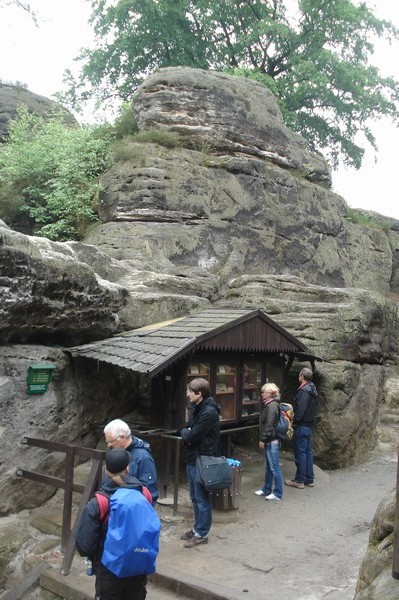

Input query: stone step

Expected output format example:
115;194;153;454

40;567;93;600
40;565;227;600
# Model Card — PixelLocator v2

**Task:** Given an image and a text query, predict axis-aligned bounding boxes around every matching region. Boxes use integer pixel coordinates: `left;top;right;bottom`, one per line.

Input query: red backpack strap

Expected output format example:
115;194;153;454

141;486;152;505
95;492;110;523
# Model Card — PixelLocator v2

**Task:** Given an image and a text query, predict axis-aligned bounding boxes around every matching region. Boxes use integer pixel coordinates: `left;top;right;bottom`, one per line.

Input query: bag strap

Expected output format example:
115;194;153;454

95;486;152;519
141;485;153;504
95;492;110;523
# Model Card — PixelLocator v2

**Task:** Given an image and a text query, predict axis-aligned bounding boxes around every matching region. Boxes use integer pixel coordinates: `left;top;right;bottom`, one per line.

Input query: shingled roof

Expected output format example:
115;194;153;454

67;308;312;377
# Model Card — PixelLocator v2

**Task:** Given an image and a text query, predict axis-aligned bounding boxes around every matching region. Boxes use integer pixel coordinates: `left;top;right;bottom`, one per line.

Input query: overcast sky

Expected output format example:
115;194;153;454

0;0;398;220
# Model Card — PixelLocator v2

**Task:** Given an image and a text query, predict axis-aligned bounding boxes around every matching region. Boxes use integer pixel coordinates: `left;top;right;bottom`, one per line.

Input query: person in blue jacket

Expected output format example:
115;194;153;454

285;368;318;489
75;448;149;600
180;377;220;548
103;419;158;504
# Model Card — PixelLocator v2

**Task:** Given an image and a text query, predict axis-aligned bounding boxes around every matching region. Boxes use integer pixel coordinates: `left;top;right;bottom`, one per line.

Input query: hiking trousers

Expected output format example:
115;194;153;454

95;568;147;600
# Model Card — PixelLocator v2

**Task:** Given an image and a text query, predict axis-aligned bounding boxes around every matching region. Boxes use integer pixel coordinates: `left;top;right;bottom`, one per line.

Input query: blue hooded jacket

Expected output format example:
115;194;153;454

126;437;158;504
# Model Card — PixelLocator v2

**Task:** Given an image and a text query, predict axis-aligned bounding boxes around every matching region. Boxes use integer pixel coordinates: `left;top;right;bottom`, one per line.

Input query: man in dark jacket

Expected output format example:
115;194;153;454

180;377;220;548
285;368;318;489
75;448;150;600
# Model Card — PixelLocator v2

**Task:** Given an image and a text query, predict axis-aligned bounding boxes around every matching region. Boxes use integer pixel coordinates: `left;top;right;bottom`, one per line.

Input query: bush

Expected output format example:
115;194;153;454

0;106;113;241
113;103;138;139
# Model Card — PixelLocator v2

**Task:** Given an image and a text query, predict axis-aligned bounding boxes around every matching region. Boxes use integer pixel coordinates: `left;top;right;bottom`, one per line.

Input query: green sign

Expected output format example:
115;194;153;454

27;363;56;394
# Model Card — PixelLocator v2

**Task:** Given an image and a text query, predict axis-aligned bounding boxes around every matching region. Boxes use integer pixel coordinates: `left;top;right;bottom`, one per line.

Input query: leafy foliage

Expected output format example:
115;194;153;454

0;107;112;241
65;0;399;168
345;208;391;230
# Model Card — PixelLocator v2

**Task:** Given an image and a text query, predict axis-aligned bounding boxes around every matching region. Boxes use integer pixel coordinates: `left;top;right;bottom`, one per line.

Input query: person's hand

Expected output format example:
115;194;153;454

258;441;265;449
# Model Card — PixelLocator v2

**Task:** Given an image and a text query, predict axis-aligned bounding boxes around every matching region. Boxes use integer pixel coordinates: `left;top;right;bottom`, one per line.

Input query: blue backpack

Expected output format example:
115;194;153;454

97;487;161;577
274;402;294;441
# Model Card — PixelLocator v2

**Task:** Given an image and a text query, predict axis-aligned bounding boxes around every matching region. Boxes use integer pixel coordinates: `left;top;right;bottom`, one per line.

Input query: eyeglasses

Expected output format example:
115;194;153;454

106;434;122;447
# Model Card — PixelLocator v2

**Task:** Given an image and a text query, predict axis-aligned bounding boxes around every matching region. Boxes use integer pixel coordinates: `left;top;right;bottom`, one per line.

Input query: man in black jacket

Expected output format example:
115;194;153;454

180;377;220;548
285;368;318;489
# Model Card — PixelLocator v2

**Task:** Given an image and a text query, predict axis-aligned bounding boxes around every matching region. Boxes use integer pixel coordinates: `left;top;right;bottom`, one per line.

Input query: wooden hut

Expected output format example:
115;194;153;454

68;308;319;430
68;308;321;499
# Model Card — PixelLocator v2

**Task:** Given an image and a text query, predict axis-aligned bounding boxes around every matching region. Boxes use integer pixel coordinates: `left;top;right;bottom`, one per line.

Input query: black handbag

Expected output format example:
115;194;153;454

195;455;233;491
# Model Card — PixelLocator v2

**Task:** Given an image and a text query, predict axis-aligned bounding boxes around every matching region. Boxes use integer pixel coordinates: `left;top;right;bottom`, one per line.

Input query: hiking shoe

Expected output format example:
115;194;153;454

285;479;305;489
184;536;208;548
254;489;266;496
265;493;281;501
180;529;195;540
305;481;315;487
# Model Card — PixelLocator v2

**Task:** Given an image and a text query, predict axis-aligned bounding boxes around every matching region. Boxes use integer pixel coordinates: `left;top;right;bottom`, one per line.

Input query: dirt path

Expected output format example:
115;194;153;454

156;446;398;599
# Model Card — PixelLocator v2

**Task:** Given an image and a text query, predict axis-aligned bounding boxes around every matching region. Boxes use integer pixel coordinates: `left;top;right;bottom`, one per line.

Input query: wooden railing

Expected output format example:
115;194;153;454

17;437;105;576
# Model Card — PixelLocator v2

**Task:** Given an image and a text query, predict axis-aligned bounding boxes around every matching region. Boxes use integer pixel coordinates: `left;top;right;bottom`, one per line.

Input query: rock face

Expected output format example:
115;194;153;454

0;345;144;515
0;220;129;345
133;66;331;184
0;67;398;516
0;83;77;142
90;68;398;303
354;489;398;599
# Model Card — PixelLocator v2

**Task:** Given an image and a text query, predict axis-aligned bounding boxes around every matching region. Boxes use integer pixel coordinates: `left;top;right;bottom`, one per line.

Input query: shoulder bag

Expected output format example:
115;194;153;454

195;454;233;491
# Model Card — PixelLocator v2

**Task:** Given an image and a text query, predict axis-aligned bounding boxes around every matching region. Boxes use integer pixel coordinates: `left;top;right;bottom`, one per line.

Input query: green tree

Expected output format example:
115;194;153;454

66;0;399;168
0;107;112;241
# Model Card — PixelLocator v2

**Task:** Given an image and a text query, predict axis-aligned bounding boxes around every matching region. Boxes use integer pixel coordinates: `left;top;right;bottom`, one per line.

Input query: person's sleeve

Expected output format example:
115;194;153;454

259;406;276;441
181;408;217;445
74;500;101;560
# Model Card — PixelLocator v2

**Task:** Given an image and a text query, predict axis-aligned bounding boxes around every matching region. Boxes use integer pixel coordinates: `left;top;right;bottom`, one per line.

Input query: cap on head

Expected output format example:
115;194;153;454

105;448;130;474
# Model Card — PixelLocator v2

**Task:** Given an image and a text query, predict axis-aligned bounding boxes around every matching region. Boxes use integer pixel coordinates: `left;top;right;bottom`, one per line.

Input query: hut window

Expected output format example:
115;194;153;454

241;361;262;417
215;363;237;420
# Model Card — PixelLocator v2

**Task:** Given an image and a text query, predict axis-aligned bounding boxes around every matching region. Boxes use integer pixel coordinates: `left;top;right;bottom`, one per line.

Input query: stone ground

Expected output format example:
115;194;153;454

1;443;398;600
153;446;398;599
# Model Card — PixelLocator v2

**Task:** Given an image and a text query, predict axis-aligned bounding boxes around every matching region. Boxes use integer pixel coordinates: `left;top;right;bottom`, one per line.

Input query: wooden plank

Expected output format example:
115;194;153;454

15;469;85;494
0;563;50;600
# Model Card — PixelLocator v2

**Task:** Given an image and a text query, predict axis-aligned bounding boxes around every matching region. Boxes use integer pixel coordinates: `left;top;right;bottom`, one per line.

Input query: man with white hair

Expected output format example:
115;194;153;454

103;419;158;504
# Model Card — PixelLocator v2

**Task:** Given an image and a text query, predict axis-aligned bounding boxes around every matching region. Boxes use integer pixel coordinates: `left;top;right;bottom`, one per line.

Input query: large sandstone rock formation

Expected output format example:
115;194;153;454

133;67;331;184
88;68;398;307
0;83;77;142
0;220;128;344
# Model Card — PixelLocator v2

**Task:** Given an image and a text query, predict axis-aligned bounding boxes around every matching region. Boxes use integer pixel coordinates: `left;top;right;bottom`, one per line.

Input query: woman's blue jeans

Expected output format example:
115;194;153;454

261;441;283;499
186;463;212;538
293;425;314;484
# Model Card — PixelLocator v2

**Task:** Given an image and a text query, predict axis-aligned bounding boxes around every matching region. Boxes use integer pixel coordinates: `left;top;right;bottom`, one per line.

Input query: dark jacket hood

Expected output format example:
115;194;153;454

100;474;142;496
303;382;318;398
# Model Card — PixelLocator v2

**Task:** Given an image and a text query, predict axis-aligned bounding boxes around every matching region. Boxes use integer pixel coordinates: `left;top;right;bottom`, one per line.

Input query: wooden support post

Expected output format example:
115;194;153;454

61;446;75;553
392;445;399;579
60;457;104;576
173;436;181;517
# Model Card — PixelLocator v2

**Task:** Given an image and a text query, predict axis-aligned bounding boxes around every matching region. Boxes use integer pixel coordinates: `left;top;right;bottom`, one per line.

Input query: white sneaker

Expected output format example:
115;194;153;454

265;493;281;501
254;489;266;496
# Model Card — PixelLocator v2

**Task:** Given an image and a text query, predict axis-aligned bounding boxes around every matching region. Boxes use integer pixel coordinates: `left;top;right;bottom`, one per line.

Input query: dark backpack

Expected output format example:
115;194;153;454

95;488;161;577
274;402;294;441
